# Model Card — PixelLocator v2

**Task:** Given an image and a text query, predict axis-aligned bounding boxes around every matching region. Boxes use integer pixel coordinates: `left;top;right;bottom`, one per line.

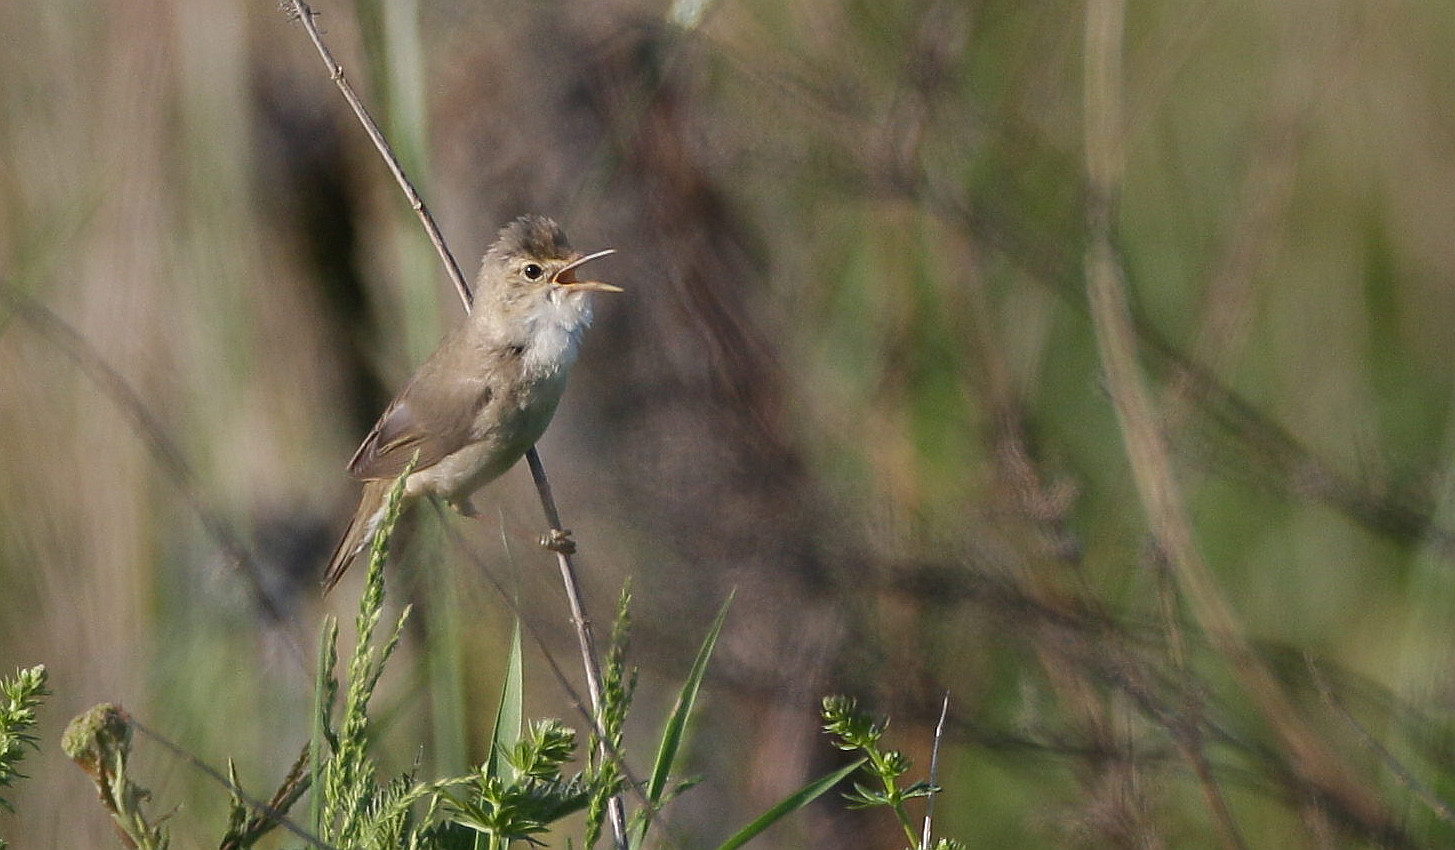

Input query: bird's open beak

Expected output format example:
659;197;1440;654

553;249;622;292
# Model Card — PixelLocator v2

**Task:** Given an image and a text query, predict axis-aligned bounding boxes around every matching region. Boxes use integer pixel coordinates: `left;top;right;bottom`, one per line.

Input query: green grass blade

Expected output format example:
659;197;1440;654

713;758;866;850
634;595;731;846
486;620;524;783
645;593;733;804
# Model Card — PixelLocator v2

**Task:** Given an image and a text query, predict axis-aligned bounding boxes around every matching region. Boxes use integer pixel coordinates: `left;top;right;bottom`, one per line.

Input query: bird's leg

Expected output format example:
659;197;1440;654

540;527;576;555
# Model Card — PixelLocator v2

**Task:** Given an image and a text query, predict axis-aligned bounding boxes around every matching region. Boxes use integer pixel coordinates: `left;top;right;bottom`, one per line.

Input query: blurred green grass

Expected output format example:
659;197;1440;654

3;0;1455;847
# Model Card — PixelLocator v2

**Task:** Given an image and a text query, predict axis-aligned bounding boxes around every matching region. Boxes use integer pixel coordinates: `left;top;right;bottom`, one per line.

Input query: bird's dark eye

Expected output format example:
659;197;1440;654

523;263;544;280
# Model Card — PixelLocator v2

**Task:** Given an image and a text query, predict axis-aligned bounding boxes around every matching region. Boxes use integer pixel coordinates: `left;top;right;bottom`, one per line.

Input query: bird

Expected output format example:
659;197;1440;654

322;215;619;592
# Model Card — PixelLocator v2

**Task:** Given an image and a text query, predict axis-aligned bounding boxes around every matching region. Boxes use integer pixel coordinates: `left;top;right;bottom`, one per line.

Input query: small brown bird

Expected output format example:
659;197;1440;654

323;215;619;591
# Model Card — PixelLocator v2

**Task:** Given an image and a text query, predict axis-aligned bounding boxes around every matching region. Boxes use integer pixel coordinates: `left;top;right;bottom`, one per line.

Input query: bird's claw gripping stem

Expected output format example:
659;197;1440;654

541;527;576;555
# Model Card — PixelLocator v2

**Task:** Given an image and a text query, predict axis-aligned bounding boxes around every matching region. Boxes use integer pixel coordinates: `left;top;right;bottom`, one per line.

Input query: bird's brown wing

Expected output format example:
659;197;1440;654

347;361;495;481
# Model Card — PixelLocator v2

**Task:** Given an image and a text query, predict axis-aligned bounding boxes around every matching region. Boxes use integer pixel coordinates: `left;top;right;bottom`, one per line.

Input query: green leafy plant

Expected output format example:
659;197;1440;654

629;591;727;847
0;664;48;850
441;719;590;849
311;458;421;848
55;456;879;850
821;696;964;850
586;588;636;848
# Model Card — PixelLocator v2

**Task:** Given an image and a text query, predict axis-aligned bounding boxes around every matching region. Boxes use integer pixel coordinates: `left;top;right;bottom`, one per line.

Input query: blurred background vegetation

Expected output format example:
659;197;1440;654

3;0;1455;847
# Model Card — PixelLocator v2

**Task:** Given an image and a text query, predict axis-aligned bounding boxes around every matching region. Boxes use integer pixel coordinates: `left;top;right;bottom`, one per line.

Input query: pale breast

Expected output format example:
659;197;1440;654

403;289;590;502
521;292;590;378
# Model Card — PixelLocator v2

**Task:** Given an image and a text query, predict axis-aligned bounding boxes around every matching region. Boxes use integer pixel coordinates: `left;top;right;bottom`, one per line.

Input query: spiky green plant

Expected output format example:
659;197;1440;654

821;696;964;850
441;719;591;849
0;664;48;850
311;458;425;848
53;455;873;850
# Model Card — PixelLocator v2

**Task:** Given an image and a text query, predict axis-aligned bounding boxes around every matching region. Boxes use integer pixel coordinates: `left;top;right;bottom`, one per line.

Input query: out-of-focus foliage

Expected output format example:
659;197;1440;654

3;0;1455;847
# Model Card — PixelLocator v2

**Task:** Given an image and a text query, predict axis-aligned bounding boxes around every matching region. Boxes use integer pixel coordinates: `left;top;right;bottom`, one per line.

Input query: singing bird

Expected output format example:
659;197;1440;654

323;215;619;591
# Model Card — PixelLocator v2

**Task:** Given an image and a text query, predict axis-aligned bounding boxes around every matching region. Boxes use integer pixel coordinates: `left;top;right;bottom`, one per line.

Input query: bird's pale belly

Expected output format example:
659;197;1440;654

406;371;567;504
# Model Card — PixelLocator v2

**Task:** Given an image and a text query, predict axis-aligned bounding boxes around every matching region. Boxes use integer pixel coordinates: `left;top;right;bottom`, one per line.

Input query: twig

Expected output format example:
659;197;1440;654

280;4;627;846
523;449;606;714
282;0;472;312
921;692;950;850
526;447;631;843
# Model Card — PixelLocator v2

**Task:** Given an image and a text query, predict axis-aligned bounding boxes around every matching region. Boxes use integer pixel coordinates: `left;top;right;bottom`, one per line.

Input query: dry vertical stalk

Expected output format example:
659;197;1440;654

282;0;472;312
279;3;627;846
525;448;631;840
920;692;950;850
1081;0;1396;841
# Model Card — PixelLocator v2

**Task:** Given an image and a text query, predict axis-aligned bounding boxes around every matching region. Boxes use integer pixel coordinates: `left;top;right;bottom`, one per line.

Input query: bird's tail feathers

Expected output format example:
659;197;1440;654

322;480;393;594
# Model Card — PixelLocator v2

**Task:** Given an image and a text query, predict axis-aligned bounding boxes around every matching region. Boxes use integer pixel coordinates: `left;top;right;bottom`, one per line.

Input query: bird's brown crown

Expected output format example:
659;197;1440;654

489;215;574;264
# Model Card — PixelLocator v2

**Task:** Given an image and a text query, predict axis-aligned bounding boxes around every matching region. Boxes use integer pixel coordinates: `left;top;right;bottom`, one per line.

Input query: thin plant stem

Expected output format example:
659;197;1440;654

921;692;949;850
129;718;331;850
282;0;471;312
523;449;607;717
525;447;631;845
1308;659;1455;827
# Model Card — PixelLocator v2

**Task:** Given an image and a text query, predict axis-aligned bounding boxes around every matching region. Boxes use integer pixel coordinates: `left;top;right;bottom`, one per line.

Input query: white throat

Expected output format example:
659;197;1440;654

521;289;594;378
